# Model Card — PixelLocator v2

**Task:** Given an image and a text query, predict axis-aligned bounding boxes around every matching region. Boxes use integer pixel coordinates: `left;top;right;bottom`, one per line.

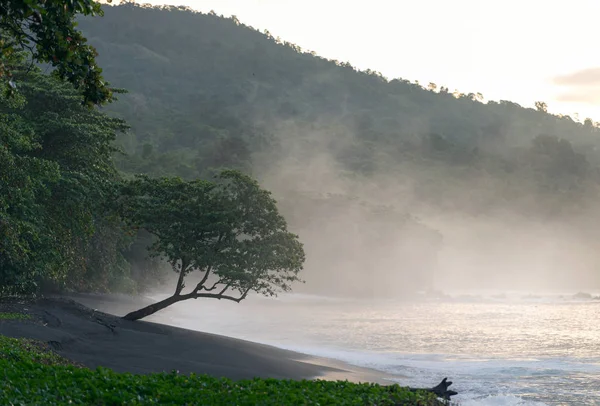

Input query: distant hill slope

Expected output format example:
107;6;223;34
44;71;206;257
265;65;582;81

81;4;599;158
78;4;600;216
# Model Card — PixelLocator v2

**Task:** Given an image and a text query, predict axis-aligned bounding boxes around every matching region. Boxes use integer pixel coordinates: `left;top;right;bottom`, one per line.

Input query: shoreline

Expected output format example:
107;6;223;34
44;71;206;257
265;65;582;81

0;294;406;385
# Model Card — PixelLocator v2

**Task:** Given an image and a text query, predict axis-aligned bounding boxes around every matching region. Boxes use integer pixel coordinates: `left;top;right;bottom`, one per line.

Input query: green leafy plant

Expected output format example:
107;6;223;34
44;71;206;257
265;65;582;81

0;335;75;366
0;312;31;320
0;0;113;105
0;58;128;294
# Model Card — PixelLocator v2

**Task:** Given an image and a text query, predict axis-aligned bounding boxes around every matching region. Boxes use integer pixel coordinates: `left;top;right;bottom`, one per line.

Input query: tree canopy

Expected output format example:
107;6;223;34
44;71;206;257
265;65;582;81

0;0;113;105
116;170;305;321
0;55;128;294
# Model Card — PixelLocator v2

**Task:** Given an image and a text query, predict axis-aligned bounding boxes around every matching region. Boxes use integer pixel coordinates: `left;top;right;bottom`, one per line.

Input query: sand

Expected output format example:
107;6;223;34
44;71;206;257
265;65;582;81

0;295;398;384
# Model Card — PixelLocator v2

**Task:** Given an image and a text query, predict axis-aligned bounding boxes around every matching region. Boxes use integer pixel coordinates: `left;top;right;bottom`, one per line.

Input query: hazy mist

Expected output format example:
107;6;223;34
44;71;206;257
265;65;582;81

247;118;600;296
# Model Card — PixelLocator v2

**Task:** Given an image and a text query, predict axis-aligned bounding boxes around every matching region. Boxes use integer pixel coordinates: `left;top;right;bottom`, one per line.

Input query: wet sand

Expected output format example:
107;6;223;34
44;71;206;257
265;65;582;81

0;295;400;384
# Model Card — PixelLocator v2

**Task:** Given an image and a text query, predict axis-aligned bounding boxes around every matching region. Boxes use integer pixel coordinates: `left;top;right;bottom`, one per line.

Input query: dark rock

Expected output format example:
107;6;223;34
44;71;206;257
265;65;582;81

573;292;592;300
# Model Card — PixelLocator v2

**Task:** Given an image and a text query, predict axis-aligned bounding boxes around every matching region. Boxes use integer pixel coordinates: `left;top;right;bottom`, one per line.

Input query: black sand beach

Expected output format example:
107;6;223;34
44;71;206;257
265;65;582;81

0;295;397;384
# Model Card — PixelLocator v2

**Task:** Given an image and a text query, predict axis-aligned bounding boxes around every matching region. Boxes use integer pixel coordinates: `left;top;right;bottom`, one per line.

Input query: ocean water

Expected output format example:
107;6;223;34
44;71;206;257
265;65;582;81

149;291;600;405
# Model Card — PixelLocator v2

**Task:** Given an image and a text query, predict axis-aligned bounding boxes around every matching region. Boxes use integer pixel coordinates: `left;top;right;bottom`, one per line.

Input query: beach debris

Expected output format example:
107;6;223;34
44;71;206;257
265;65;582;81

428;378;457;399
403;378;457;401
572;292;592;300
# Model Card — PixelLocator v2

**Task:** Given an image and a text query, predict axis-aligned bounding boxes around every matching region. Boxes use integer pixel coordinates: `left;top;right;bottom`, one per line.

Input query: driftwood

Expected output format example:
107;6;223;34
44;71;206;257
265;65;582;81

387;378;457;401
409;378;457;400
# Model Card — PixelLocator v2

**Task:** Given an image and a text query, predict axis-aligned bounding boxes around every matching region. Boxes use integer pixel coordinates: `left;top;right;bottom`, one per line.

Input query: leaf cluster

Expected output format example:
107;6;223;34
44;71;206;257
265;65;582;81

0;335;75;366
0;312;31;320
0;0;113;105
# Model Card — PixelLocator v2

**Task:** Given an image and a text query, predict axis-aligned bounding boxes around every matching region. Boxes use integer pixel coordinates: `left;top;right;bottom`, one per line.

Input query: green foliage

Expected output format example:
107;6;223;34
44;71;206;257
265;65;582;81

0;84;61;293
117;169;305;319
0;335;439;405
120;229;170;292
0;312;31;320
0;58;129;294
71;214;136;294
0;0;113;105
0;335;76;366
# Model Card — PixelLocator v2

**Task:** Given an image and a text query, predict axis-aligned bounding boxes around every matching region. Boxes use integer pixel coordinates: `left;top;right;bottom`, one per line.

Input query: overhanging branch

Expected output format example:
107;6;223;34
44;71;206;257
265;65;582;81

188;285;252;303
192;265;212;294
238;286;253;301
202;278;223;292
218;282;231;295
191;232;225;294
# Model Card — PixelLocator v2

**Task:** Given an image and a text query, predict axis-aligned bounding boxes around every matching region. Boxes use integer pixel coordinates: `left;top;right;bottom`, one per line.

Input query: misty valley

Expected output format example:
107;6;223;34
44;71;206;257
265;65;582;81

1;2;600;405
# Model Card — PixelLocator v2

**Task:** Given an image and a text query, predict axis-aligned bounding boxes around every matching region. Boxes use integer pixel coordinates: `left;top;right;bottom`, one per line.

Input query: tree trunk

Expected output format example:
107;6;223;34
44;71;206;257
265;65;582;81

122;294;184;321
122;285;248;321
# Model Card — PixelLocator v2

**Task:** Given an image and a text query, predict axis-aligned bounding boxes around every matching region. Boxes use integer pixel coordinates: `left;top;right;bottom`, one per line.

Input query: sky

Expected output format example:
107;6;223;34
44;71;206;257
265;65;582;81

115;0;600;121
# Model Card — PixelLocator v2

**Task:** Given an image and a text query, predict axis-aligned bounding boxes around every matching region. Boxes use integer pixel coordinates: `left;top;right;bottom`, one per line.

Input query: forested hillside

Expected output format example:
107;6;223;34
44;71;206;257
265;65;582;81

77;4;600;214
76;3;600;293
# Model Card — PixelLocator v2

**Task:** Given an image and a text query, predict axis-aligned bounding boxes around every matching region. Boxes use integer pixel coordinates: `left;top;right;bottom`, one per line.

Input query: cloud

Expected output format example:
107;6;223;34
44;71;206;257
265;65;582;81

552;67;600;105
553;67;600;87
555;87;600;105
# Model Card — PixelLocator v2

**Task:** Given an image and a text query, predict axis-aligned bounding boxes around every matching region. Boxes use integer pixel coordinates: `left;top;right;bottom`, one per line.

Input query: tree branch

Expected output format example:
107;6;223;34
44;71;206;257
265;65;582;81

191;286;253;303
191;232;225;294
218;282;232;295
192;265;212;294
202;278;223;292
0;18;38;47
238;286;253;301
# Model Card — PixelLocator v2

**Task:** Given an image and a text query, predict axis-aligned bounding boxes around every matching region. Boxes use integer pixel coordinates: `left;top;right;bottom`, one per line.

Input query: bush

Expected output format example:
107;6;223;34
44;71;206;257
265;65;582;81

0;312;31;320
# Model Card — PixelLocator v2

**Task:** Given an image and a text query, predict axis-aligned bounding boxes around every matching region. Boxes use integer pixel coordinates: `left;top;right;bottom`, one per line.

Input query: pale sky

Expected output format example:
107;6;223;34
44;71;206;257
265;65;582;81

115;0;600;121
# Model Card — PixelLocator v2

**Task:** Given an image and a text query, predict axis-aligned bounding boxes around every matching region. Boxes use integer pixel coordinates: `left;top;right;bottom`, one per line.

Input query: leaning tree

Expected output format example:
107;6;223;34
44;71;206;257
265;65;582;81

116;170;305;321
